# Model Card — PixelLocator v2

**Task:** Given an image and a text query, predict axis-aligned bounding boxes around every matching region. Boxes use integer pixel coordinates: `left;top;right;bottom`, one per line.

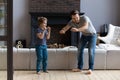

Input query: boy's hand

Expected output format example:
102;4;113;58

43;26;47;30
47;26;51;32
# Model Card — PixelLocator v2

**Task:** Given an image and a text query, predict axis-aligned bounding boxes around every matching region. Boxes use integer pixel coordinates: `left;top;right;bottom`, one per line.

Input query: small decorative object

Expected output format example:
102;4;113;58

16;41;23;48
16;40;26;48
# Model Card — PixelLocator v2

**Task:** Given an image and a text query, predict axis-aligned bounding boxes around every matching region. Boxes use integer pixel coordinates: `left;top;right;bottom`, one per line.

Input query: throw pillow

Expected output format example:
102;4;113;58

98;24;115;44
110;26;120;45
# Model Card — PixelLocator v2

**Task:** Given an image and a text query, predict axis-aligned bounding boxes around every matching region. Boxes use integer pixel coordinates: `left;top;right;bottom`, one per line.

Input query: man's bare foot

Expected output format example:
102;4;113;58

43;71;49;73
72;68;82;72
85;69;92;75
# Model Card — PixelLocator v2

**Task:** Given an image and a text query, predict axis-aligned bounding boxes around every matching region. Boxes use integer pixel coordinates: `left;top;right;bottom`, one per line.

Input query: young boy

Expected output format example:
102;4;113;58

35;17;51;75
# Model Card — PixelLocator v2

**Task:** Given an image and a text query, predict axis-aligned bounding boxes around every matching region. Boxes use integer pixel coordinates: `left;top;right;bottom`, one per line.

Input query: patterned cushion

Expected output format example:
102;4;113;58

98;24;115;44
110;26;120;45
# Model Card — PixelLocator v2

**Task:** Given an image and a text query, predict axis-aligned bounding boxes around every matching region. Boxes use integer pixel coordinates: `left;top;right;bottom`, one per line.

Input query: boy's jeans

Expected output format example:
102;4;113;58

77;34;97;70
35;45;48;72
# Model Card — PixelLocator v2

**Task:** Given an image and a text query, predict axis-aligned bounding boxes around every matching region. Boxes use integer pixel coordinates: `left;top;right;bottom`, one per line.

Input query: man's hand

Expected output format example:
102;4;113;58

71;28;79;32
59;30;65;34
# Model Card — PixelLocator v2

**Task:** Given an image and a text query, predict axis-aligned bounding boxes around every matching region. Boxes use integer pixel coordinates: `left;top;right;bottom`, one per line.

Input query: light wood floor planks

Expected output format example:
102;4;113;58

1;70;120;80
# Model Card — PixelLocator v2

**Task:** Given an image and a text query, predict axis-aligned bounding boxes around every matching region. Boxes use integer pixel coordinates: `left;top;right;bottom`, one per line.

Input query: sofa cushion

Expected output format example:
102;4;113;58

106;50;120;69
98;44;120;50
14;48;30;69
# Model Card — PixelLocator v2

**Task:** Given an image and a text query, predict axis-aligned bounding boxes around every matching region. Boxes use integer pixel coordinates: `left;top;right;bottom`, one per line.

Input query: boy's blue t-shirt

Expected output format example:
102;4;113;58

35;27;48;45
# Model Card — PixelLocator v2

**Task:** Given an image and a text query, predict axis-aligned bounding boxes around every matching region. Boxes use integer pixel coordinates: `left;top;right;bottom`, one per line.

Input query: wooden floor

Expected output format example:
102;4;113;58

1;70;120;80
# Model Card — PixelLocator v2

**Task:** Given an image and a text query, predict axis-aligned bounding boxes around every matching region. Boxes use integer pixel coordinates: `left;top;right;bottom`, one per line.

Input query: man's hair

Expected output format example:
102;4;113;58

70;10;79;16
38;17;47;25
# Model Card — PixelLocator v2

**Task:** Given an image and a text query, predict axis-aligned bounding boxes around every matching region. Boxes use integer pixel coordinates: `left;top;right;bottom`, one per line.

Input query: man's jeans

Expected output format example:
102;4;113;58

35;45;48;72
77;34;97;70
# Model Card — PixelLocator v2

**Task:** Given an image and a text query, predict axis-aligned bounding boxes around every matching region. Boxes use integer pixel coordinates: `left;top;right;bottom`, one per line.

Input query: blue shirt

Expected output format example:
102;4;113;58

35;27;48;45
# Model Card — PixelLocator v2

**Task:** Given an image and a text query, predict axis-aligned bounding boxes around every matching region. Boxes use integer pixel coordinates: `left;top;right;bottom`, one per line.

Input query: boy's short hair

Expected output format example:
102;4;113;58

38;17;47;25
70;10;79;16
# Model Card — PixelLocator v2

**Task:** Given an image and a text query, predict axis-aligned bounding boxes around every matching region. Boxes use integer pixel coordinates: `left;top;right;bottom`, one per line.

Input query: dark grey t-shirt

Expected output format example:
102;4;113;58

68;15;96;36
35;27;48;45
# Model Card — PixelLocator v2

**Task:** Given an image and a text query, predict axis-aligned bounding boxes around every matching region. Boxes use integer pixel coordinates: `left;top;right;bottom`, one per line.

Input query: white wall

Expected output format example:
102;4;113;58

81;0;120;31
13;0;31;47
13;0;120;47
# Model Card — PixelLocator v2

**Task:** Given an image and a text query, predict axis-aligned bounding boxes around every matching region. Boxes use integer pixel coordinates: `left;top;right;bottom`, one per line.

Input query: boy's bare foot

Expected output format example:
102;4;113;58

36;71;41;75
85;69;92;75
72;68;82;72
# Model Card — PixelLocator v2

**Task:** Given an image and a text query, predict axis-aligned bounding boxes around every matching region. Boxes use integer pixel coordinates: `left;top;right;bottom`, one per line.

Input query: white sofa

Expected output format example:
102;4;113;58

1;46;120;70
98;24;120;69
15;47;107;70
0;47;108;70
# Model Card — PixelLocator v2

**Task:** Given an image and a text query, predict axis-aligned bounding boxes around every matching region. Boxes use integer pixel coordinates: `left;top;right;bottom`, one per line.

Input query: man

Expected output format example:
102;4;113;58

59;10;97;74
